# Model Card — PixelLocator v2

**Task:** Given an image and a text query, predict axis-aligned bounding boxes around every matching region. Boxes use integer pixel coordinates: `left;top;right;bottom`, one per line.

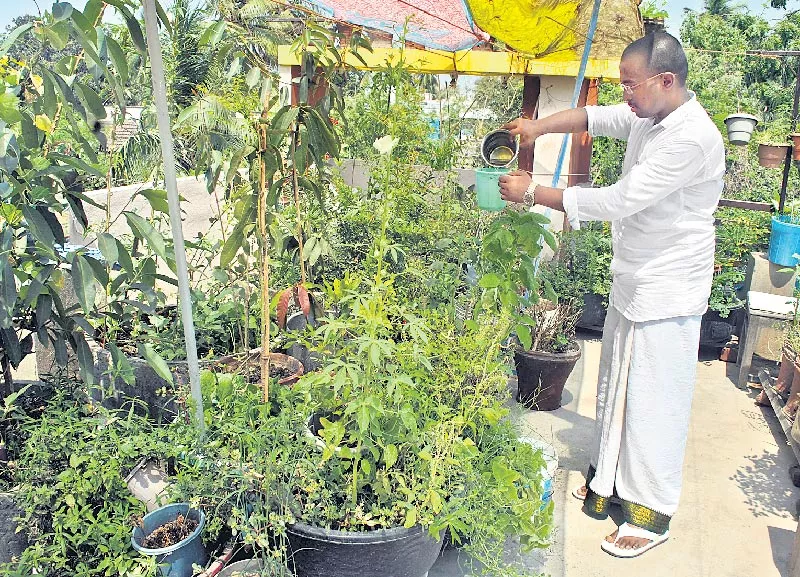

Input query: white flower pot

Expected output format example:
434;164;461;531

724;113;759;145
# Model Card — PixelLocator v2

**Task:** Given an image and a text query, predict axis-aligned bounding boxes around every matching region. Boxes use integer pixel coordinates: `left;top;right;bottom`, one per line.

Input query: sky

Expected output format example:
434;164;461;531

0;0;797;41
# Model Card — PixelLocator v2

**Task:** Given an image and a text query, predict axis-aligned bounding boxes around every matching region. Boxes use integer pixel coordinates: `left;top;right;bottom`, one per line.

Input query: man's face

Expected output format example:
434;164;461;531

619;54;664;119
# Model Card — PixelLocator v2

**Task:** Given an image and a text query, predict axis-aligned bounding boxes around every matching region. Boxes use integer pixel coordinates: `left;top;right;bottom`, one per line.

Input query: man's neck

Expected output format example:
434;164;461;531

654;89;692;124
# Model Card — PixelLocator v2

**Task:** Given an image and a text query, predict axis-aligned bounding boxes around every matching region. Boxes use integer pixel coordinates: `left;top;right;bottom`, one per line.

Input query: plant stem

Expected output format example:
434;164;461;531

258;124;271;403
290;122;307;285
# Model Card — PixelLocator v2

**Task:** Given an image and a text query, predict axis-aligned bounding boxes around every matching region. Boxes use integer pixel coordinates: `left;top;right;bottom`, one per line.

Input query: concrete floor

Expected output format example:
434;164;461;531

430;332;800;577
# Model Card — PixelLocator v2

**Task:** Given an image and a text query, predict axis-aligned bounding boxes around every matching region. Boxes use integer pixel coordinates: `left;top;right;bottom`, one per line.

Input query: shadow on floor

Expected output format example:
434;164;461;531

731;407;798;520
768;524;795;577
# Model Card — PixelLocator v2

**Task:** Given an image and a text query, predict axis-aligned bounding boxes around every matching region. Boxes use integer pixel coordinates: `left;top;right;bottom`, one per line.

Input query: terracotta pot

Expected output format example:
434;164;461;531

792;134;800;161
776;347;797;395
215;349;304;386
758;143;791;168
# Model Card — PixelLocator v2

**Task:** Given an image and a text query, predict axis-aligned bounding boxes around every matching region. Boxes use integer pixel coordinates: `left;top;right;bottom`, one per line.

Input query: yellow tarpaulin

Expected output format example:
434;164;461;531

465;0;643;62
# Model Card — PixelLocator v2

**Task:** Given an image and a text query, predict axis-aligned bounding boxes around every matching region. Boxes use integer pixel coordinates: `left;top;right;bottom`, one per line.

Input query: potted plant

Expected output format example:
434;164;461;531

131;503;207;577
514;299;582;411
539;224;612;330
756;117;792;168
724;112;759;145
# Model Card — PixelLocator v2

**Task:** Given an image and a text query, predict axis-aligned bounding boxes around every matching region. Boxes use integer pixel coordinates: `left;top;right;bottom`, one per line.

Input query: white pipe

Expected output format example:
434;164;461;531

141;0;204;431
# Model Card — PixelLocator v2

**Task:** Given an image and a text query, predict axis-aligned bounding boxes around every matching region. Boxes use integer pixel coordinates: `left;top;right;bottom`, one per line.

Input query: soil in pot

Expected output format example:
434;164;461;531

140;514;199;549
515;345;581;411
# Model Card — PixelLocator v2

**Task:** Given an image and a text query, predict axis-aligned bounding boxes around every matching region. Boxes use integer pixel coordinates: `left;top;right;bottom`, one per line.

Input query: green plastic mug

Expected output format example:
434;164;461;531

475;167;509;211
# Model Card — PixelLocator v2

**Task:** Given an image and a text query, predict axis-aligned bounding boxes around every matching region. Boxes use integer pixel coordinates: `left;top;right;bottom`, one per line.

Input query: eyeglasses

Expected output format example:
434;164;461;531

620;72;666;95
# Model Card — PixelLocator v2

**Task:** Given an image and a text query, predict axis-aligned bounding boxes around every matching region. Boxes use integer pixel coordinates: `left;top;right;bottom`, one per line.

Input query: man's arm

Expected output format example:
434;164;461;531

502;108;589;149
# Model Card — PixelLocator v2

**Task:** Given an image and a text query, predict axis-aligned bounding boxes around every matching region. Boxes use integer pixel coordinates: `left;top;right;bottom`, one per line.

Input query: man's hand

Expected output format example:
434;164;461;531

501;118;541;149
498;170;532;204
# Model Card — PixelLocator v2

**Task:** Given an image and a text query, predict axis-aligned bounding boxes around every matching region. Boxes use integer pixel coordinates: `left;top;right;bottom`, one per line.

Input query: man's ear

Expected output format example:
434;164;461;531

662;72;677;89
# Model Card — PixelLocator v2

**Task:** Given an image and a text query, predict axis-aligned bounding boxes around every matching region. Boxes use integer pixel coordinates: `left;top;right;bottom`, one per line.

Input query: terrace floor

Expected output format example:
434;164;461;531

430;332;800;577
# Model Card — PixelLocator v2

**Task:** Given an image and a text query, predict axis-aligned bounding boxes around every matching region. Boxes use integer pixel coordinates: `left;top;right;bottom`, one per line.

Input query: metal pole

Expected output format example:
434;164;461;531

141;0;204;431
779;58;800;214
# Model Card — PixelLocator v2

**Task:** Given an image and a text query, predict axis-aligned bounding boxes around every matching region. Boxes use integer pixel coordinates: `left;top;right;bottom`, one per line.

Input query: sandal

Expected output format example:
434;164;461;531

572;485;621;503
600;522;669;558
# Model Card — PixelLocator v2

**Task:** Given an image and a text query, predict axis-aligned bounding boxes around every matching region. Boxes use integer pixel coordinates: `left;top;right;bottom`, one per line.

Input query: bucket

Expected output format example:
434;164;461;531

768;215;800;267
724;113;758;145
131;503;207;577
519;437;559;506
475;167;509;211
481;129;518;167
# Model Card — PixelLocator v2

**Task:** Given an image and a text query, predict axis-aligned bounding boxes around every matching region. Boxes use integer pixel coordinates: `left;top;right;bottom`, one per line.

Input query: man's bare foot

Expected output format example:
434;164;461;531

605;528;651;550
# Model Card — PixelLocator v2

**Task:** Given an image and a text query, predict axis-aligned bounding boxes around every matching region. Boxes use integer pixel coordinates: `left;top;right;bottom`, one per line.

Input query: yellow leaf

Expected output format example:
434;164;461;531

34;114;52;133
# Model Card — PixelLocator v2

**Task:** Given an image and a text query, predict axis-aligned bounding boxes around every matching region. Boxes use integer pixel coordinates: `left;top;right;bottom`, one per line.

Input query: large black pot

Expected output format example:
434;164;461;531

286;522;442;577
515;345;581;411
577;293;607;330
700;306;744;348
0;494;26;563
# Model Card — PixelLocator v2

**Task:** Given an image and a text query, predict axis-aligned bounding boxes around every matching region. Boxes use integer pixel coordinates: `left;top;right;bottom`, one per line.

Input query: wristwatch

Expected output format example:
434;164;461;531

523;181;537;207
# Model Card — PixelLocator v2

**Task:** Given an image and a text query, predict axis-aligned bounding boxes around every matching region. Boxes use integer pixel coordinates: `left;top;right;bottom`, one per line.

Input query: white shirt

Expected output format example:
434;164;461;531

562;95;725;322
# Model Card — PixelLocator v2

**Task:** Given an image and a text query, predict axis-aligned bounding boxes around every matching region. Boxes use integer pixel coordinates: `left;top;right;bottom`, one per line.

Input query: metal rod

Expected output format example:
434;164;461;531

142;0;204;431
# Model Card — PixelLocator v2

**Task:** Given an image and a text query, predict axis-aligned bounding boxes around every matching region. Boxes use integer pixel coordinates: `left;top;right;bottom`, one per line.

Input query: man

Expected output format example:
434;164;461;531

499;32;725;558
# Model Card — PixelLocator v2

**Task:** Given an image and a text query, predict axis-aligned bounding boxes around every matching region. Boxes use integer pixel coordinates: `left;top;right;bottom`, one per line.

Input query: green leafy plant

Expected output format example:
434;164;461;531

4;380;166;576
475;210;558;351
0;3;177;395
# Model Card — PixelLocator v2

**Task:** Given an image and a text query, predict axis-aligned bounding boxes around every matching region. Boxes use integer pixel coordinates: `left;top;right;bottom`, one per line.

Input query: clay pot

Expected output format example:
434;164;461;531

776;347;797;395
792;134;800;161
758;143;791;168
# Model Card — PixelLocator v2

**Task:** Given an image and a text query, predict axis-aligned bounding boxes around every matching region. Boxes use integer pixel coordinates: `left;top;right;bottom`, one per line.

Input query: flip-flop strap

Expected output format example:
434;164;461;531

615;522;663;543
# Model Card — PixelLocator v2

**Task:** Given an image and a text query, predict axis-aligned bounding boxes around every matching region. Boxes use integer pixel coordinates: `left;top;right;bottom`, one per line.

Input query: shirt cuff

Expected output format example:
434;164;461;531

584;105;600;138
562;186;581;230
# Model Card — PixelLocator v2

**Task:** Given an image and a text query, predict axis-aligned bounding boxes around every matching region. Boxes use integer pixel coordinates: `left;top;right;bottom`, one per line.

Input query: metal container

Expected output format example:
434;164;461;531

481;129;518;167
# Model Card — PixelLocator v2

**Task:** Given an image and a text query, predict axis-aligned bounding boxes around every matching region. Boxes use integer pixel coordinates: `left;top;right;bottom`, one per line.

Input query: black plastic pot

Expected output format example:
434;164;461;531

700;307;744;348
286;522;442;577
577;293;607;330
515;345;581;411
0;494;26;564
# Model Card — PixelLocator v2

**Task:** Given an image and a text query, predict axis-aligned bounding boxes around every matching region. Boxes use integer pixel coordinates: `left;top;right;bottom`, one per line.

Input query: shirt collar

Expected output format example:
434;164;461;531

655;91;697;129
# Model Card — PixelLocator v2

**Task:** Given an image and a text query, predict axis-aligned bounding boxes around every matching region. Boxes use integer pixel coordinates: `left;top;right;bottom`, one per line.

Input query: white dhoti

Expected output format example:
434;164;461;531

584;306;701;533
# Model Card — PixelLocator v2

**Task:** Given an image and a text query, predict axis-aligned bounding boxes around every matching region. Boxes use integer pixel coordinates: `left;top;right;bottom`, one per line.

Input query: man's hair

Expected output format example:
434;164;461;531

622;32;688;86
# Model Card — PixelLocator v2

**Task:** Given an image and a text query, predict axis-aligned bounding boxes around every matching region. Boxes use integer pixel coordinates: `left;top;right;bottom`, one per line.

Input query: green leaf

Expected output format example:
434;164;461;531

404;507;417;529
123;13;146;54
115;239;134;275
21;205;56;249
42;23;69;50
123;212;169;264
138;343;173;384
199;20;226;47
478;273;502;288
97;233;119;264
0;328;21;367
0;23;33;56
50;152;105;178
136;188;169;214
73;81;107;121
108;342;135;385
53;2;74;22
65;192;88;230
71;254;96;314
35;293;53;329
245;66;261;89
384;444;398;468
73;331;95;385
105;35;129;84
515;323;532;350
